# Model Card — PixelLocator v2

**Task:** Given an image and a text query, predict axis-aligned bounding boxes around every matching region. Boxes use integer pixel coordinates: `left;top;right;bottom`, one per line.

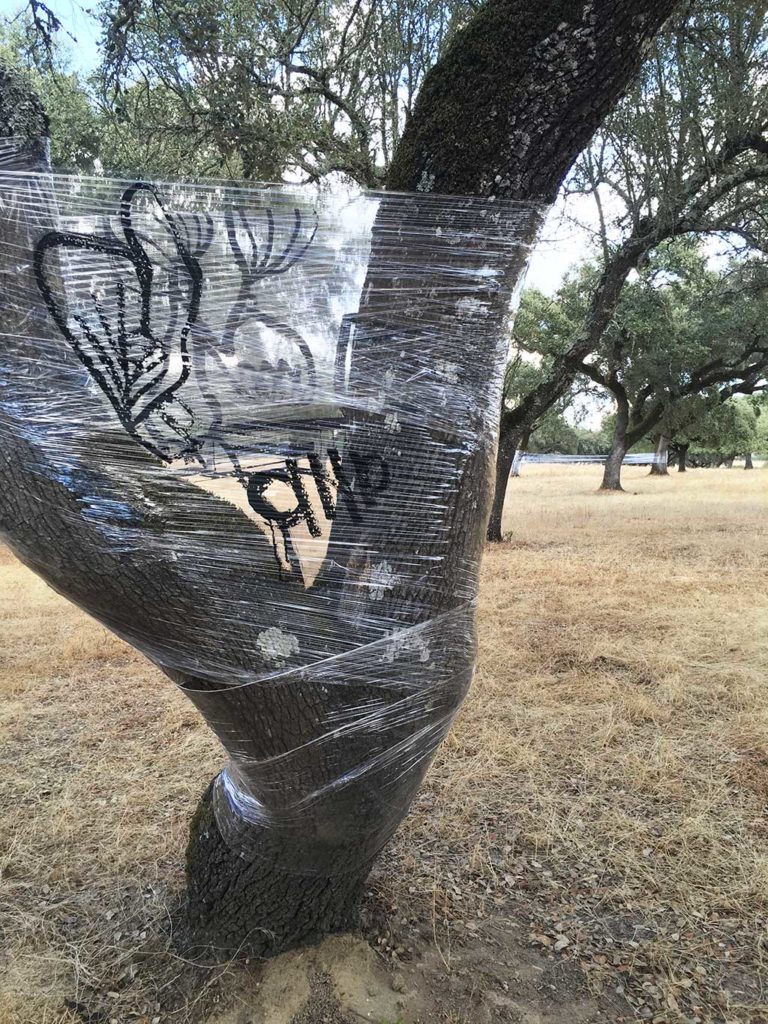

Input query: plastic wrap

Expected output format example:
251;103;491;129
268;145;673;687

0;137;545;875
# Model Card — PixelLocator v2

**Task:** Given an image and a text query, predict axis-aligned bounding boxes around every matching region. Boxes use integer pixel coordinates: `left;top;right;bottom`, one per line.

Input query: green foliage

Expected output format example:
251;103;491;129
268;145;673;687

516;238;768;458
749;393;768;454
605;244;759;421
5;0;475;181
502;350;583;453
579;416;622;457
511;273;595;361
502;354;549;408
94;0;475;183
571;0;768;250
691;399;758;456
528;409;579;454
0;18;100;171
492;0;768;481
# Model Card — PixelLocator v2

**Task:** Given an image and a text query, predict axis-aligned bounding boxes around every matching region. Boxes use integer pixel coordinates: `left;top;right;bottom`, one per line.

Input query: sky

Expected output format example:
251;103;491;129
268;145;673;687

0;0;100;67
526;200;595;294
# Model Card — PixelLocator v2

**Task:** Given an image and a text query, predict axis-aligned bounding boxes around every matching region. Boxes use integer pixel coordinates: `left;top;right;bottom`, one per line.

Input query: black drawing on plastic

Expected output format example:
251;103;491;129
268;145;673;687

245;447;390;569
33;183;391;576
33;182;319;464
34;183;203;462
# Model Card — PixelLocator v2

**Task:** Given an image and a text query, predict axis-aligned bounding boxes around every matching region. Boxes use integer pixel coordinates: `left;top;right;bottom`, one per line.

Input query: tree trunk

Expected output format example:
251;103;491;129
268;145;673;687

487;420;522;542
179;188;543;957
601;399;630;491
188;0;686;951
649;434;670;476
724;455;735;468
387;0;681;203
677;443;689;472
0;0;684;960
745;451;754;469
182;783;372;956
601;442;627;491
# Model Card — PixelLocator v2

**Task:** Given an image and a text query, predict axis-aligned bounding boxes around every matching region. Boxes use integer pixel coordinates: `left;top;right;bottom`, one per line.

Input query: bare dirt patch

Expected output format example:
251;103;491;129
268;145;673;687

1;465;767;1023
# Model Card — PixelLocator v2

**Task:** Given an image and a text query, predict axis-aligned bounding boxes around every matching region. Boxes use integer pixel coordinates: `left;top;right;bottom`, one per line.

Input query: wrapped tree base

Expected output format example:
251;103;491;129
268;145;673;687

183;779;372;958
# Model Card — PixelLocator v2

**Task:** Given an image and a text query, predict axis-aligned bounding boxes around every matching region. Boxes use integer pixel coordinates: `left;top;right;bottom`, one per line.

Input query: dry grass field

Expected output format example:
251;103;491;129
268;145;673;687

1;463;767;1024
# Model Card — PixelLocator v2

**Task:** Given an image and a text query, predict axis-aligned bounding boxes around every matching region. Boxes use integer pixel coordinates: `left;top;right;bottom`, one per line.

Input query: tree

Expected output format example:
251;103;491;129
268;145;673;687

510;243;768;490
528;409;579;456
0;17;101;172
488;0;768;536
0;0;683;958
750;393;768;458
8;0;475;181
580;246;768;490
487;297;586;531
667;395;765;468
496;359;541;483
90;0;478;184
503;361;579;478
657;394;712;471
575;421;615;457
649;434;671;474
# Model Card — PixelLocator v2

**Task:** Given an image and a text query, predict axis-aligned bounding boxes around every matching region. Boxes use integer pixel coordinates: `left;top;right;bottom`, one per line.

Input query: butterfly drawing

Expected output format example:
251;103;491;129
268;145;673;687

33;183;204;462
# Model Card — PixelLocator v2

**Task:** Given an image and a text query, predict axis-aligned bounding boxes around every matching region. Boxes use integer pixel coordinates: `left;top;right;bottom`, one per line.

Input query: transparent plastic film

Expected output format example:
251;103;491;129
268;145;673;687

0;137;545;875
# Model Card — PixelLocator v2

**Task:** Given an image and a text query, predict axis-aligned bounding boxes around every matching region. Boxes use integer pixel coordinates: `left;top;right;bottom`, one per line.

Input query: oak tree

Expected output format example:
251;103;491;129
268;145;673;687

488;0;768;538
0;0;681;957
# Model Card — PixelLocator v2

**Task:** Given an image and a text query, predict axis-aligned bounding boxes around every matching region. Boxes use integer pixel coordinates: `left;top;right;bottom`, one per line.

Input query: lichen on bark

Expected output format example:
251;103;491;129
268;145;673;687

0;64;48;140
387;0;679;200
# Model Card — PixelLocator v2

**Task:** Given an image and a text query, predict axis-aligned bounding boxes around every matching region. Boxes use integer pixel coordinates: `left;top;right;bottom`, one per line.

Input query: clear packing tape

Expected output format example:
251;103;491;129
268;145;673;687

0;138;545;875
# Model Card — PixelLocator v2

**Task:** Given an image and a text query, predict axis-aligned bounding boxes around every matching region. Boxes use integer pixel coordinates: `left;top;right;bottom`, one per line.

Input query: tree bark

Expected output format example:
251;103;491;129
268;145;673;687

388;0;681;203
181;783;372;957
649;434;670;475
487;420;522;542
0;0;684;960
601;397;630;491
745;451;754;469
678;442;689;472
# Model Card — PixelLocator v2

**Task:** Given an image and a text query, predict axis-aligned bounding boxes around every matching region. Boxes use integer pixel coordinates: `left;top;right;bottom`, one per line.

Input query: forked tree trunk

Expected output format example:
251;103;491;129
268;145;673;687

0;0;683;961
650;434;670;475
601;398;630;491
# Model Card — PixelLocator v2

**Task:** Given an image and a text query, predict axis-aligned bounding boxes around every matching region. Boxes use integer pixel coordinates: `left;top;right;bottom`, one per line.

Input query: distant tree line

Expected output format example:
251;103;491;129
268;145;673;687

508;241;768;491
511;390;767;475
